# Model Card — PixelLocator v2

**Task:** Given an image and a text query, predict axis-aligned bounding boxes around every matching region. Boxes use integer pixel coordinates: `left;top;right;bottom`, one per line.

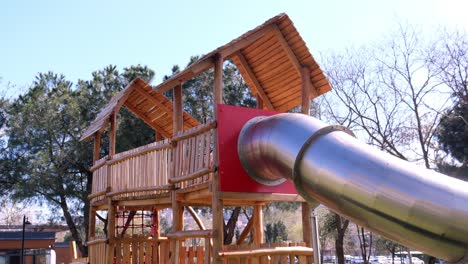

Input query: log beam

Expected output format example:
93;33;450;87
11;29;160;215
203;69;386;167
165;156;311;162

301;67;311;115
93;131;101;163
233;51;274;110
212;53;224;264
273;24;302;76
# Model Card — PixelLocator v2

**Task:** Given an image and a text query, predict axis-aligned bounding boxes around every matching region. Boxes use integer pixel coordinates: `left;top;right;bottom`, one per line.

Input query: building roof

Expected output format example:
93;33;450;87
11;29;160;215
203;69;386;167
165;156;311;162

154;13;331;112
0;232;55;240
81;78;201;141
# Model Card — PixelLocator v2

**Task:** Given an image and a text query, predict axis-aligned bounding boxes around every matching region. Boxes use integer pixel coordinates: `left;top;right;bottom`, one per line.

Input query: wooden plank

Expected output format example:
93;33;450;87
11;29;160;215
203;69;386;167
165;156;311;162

134;85;174;116
154;58;214;94
173;84;183;133
172;122;216;142
187;206;207;231
220;192;305;203
124;102;172;138
243;37;281;63
167;229;213;240
301;203;314;264
169;166;216;184
253;205;264;246
273;25;302;77
236;216;254;245
93;131;102;163
301;67;312;115
218;246;313;257
109;112;117;157
213;52;224;264
233;51;274;110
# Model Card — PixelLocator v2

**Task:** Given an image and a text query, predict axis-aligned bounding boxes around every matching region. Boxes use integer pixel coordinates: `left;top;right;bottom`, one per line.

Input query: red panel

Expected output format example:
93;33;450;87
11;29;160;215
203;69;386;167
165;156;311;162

217;104;298;194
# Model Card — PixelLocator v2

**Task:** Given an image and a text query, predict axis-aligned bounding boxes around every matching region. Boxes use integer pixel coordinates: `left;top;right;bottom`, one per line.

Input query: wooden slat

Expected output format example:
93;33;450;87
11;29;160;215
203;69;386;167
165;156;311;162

233;51;274;110
124;102;172;138
273;24;302;75
167;229;213;240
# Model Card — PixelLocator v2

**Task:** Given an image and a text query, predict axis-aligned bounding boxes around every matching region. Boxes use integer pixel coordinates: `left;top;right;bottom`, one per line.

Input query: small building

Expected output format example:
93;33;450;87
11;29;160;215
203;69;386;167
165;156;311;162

0;231;55;264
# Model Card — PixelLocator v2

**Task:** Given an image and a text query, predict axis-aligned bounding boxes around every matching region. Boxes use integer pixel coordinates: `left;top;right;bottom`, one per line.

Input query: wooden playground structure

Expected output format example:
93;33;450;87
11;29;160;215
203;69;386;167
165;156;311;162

83;13;331;264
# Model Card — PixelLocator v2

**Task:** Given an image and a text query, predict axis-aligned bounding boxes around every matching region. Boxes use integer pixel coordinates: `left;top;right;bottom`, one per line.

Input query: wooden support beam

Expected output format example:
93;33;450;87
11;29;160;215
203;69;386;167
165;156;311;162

236;216;254;245
134;85;174;115
109;112;117;157
120;210;137;237
173;83;183;133
252;205;264;246
155;59;214;94
106;201;116;264
88;208;96;239
186;206;206;231
233;51;274;110
93;131;101;163
212;52;224;264
221;24;276;59
273;25;302;76
302;203;313;263
256;94;264;109
301;67;311;115
124;102;171;138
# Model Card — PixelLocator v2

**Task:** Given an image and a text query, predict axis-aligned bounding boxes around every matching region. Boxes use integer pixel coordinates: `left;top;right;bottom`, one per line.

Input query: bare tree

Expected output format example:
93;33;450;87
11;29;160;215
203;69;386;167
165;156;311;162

321;23;453;169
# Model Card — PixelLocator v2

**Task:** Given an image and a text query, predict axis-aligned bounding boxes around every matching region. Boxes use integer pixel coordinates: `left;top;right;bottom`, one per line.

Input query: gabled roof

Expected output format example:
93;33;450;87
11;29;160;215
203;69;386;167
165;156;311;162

81;78;200;141
154;13;331;112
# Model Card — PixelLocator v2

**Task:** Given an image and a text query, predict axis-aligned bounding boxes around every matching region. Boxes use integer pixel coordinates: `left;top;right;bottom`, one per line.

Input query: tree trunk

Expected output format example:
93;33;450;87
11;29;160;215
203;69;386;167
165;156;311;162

334;214;349;264
224;207;241;245
335;233;345;264
60;197;87;256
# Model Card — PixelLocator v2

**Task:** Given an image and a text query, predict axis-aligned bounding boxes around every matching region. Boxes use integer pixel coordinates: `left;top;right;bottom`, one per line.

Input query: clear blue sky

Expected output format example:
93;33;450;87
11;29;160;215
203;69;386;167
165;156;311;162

1;0;467;95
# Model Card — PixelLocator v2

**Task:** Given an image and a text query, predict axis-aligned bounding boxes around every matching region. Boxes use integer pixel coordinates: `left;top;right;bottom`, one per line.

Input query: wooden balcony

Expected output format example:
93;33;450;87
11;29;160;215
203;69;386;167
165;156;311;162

88;122;216;207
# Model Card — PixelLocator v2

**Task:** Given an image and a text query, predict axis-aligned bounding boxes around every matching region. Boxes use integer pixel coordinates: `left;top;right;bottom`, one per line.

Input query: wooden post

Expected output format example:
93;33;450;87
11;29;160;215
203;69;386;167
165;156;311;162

173;83;183;132
90;131;101;240
172;83;184;264
301;67;311;115
106;202;116;264
152;209;160;264
155;131;162;142
302;203;312;247
252;205;264;247
89;208;96;239
256;94;264;109
109;112;117;157
212;53;224;264
93;131;101;163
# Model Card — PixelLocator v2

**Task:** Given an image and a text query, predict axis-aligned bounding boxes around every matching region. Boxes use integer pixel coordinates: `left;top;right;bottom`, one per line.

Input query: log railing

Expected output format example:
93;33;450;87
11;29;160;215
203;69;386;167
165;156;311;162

89;123;217;203
170;122;216;189
87;238;107;264
221;243;313;264
108;140;172;200
89;156;109;203
167;230;213;264
114;235;170;264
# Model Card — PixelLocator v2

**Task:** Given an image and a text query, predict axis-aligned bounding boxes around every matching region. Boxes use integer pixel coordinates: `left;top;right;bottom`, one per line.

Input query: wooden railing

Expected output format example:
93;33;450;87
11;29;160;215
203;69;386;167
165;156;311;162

170;122;216;189
221;243;313;264
114;235;170;264
89;156;109;203
108;140;172;200
167;230;213;264
87;238;107;264
89;123;217;203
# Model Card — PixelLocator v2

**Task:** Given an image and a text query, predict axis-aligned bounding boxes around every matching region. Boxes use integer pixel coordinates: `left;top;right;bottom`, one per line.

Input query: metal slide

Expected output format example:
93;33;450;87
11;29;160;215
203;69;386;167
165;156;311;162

237;113;468;263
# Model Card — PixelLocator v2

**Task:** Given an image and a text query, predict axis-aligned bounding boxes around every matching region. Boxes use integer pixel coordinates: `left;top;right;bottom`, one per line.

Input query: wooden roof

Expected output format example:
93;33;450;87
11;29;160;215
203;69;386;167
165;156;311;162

154;13;331;112
81;78;200;141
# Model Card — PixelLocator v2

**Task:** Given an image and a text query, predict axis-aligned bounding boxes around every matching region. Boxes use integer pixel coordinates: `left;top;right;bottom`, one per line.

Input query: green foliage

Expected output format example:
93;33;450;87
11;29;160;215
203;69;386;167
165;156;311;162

0;65;156;256
265;221;288;244
436;94;468;163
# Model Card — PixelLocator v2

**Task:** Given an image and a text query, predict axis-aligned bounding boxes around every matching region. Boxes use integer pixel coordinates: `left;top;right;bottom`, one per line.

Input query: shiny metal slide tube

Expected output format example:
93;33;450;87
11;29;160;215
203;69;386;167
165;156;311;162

238;113;468;263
